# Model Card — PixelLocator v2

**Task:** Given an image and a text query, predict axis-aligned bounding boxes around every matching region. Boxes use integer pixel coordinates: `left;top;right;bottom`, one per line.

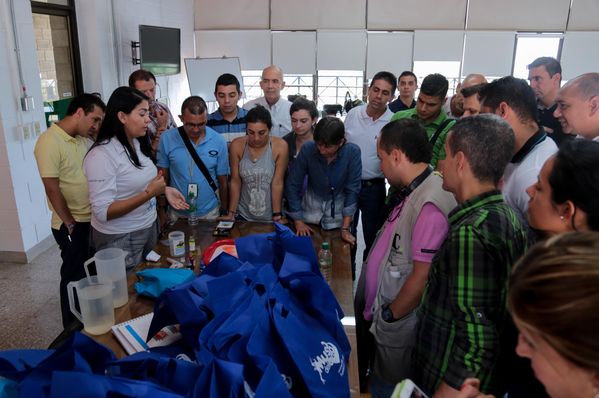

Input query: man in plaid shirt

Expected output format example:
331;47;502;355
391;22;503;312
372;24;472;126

414;114;529;397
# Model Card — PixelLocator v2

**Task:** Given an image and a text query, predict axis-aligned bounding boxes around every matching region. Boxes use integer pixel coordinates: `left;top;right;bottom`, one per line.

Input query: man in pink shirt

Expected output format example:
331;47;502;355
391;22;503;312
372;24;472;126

354;119;456;397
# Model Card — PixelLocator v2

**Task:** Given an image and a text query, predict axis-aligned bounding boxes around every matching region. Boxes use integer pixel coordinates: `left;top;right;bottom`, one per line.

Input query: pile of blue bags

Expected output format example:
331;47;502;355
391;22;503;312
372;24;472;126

0;224;351;397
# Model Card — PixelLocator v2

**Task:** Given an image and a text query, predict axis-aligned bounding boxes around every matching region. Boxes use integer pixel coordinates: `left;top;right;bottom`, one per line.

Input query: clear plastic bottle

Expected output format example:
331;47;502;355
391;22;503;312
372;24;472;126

318;241;333;282
188;192;198;225
187;233;199;271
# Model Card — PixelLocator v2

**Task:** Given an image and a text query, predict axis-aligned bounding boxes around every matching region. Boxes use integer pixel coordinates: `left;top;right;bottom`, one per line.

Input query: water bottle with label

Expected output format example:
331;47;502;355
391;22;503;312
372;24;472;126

187;233;200;272
188;192;199;225
318;241;333;282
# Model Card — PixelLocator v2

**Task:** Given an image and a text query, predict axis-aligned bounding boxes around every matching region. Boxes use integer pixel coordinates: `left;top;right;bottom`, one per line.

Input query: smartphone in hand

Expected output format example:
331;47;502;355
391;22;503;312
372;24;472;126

391;379;430;398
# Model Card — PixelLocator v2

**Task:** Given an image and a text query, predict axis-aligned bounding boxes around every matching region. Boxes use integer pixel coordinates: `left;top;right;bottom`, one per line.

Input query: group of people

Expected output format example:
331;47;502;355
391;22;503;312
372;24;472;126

33;56;599;398
347;60;599;398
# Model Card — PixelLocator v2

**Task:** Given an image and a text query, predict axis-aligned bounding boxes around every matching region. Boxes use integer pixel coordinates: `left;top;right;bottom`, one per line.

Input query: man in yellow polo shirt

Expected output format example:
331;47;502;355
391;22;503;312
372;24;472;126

34;93;105;329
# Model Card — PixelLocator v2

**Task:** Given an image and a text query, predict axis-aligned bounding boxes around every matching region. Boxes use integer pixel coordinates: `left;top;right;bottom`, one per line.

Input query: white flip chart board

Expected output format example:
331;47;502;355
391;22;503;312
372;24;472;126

184;57;245;102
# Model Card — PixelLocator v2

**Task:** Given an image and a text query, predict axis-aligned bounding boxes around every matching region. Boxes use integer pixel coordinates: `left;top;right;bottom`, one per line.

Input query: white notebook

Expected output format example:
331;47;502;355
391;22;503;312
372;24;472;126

111;313;182;355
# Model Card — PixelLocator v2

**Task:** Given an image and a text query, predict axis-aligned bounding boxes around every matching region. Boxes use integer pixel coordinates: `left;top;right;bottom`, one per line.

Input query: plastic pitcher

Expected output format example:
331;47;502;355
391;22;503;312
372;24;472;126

84;248;128;308
67;275;115;335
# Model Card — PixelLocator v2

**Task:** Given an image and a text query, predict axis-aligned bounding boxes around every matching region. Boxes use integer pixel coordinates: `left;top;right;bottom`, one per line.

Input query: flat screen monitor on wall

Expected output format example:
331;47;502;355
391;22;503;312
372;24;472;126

139;25;181;76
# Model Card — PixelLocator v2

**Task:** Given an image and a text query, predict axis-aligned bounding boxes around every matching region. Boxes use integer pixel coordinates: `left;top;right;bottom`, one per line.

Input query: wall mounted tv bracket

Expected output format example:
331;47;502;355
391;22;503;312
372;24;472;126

131;41;141;65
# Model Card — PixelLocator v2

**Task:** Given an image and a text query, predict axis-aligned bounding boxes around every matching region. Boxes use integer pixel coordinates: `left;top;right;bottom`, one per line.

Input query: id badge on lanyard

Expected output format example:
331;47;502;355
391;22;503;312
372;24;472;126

188;183;198;198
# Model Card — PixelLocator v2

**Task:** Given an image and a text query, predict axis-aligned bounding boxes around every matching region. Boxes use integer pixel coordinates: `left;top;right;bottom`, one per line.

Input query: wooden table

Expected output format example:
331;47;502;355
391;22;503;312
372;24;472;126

92;220;359;397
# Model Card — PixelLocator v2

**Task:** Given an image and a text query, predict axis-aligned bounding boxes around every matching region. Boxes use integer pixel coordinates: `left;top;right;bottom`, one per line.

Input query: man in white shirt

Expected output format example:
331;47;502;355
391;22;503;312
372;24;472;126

443;74;487;118
243;65;291;137
554;72;599;141
345;71;396;278
479;76;557;221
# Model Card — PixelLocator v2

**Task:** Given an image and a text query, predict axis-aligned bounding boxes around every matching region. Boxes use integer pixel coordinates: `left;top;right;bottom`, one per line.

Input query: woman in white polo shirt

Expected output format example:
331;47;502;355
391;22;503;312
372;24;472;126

84;86;187;269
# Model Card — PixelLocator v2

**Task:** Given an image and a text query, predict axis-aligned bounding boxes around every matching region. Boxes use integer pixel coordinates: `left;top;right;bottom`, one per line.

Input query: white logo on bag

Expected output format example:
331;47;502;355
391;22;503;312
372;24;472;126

281;373;293;389
310;341;345;384
175;353;194;363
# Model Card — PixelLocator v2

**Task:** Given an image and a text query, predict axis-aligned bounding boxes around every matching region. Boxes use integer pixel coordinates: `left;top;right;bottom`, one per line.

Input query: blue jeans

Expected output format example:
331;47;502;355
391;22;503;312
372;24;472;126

370;375;397;398
352;179;386;276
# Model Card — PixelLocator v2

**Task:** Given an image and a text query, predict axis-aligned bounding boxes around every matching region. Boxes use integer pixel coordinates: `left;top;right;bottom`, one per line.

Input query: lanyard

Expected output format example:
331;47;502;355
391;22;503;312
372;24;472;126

188;155;194;178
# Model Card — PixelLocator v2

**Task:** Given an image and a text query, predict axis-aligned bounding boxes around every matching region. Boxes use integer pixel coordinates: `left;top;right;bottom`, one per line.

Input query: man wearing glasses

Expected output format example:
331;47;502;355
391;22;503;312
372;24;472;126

157;96;229;221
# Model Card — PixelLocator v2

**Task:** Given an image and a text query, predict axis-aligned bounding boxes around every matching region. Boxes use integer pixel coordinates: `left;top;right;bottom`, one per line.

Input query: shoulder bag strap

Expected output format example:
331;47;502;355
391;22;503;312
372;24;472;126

178;127;219;196
429;118;455;148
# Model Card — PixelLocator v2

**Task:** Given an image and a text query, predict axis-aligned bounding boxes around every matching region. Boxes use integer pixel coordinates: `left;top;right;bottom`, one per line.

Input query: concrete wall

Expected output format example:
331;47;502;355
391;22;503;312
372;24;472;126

0;0;194;263
0;0;54;263
75;0;194;114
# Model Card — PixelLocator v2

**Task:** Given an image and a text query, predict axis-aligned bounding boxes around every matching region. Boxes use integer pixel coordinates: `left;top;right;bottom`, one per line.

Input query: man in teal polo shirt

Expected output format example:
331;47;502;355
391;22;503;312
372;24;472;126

391;73;455;169
157;96;229;220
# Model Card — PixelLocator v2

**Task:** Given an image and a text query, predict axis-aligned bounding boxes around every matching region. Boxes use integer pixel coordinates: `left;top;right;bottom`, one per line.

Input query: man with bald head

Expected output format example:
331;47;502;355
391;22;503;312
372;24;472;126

461;83;487;118
243;65;292;137
554;72;599;141
444;74;487;118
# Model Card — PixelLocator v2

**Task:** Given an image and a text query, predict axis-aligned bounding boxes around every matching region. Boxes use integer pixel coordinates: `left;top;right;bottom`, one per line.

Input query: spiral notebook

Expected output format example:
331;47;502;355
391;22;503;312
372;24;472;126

111;313;182;355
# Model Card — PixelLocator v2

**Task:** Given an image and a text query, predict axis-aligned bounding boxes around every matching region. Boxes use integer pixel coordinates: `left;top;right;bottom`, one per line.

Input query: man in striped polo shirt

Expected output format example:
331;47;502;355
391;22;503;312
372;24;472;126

207;73;248;144
413;115;529;397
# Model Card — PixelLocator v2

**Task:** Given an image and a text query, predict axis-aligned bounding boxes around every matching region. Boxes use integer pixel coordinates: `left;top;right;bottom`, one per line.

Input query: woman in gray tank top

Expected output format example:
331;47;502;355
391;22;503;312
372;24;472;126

224;105;289;222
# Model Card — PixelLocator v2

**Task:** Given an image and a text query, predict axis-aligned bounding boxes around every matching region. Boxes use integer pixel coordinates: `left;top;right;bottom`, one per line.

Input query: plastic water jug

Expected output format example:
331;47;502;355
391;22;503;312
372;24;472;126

84;248;128;308
67;275;115;335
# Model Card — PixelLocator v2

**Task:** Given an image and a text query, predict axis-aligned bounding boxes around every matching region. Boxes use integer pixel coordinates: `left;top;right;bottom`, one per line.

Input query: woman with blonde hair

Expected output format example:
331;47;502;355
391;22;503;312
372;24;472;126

460;231;599;398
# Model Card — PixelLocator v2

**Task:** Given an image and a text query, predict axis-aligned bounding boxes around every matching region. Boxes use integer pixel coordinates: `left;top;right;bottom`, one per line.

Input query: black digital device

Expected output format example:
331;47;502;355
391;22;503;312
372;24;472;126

139;25;181;76
213;221;234;237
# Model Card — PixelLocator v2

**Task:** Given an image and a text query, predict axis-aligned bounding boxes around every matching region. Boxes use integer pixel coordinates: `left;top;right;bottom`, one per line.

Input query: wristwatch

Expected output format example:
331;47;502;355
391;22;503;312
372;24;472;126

381;304;398;323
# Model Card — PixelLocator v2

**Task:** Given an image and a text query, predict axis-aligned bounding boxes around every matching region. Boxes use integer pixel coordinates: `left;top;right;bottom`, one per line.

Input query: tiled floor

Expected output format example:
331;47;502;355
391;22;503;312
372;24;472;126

0;222;365;352
0;244;63;350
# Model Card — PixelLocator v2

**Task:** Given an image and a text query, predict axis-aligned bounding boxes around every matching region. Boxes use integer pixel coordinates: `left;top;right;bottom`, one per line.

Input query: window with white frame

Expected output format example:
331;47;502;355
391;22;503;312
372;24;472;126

317;70;364;110
512;33;563;80
241;72;315;104
413;61;462;96
281;74;314;102
240;70;263;106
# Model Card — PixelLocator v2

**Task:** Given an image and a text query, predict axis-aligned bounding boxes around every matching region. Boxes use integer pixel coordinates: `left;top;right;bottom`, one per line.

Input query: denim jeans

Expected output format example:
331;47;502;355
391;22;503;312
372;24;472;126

351;180;386;277
370;374;398;398
52;222;93;329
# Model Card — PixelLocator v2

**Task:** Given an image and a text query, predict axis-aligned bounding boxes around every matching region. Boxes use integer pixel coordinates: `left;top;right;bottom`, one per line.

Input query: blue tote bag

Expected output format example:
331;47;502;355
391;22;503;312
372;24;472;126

190;357;245;398
107;351;202;396
49;371;184;398
270;284;350;398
